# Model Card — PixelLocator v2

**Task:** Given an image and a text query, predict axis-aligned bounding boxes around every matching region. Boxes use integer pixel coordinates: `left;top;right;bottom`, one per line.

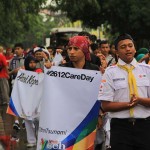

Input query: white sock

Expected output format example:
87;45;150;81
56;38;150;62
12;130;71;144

15;120;19;124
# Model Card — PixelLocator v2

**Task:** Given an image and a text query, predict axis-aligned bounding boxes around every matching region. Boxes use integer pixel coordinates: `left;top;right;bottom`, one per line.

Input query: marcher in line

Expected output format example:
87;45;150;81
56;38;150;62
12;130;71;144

98;34;150;150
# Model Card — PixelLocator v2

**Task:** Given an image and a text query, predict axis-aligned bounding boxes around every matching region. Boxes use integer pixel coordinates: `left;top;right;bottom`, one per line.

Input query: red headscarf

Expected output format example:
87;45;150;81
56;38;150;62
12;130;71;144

68;36;91;61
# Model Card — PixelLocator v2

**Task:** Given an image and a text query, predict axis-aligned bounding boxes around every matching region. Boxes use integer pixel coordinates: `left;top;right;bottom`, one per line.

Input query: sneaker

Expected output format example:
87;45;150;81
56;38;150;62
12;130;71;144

2;102;7;105
22;121;25;129
13;122;20;131
10;136;19;142
26;143;36;148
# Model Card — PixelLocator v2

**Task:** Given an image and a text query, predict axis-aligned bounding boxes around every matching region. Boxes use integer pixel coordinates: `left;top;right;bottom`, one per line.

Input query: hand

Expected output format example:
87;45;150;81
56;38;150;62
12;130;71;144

12;68;20;74
128;94;139;107
56;49;63;54
44;61;52;69
99;66;106;74
61;59;66;64
41;52;48;59
97;115;103;129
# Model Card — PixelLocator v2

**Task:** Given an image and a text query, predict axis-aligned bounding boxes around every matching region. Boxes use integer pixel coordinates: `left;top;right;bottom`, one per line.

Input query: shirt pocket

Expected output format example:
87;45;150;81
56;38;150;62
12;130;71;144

113;81;127;90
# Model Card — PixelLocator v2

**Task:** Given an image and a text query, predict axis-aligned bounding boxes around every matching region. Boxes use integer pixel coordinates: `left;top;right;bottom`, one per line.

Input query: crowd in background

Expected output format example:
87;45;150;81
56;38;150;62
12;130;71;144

0;31;150;149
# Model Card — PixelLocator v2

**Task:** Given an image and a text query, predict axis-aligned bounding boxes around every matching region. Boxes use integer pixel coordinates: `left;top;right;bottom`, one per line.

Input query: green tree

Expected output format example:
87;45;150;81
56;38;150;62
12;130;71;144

49;0;101;28
0;0;47;46
102;0;150;47
49;0;150;47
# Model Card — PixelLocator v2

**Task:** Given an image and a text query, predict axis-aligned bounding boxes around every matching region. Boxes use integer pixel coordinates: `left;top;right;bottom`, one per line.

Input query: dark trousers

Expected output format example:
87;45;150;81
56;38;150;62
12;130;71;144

110;118;150;150
0;78;9;104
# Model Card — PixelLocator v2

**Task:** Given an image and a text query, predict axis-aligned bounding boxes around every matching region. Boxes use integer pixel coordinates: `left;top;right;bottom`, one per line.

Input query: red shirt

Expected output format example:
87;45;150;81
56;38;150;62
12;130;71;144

5;54;14;66
0;54;8;78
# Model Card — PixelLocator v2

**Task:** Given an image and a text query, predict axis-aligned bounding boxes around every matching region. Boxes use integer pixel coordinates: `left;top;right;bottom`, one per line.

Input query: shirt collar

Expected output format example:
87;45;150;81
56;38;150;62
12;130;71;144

118;58;137;68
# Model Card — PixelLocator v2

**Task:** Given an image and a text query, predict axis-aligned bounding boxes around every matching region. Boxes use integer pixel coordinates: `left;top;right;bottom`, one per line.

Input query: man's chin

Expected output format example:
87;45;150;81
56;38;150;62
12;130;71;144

69;57;77;62
70;59;76;62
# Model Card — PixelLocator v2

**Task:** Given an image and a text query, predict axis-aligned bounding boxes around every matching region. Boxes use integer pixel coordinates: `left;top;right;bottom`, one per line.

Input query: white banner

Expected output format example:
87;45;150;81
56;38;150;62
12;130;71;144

7;69;44;119
37;66;102;150
52;53;63;66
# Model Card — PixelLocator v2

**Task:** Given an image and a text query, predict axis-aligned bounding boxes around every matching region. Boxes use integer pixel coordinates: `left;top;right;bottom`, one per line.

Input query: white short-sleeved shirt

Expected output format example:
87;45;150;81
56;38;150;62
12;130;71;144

98;58;150;118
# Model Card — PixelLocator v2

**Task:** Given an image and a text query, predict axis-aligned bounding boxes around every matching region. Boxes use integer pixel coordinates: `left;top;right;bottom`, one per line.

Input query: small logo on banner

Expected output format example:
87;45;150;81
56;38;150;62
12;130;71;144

40;138;65;150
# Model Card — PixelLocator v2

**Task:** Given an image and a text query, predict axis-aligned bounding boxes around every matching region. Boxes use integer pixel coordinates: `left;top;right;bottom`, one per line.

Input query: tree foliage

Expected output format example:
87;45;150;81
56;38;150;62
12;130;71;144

49;0;150;46
0;0;47;46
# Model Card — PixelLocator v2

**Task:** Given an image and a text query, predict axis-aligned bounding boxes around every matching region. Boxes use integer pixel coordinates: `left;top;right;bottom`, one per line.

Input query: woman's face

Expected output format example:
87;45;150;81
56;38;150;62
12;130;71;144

34;51;43;61
29;60;36;69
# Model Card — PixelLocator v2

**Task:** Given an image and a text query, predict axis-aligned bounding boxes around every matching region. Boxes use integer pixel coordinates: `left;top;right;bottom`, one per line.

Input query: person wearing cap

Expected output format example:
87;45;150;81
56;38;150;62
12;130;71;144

33;47;51;71
136;53;150;64
136;53;146;63
98;34;150;150
60;35;99;71
136;47;149;55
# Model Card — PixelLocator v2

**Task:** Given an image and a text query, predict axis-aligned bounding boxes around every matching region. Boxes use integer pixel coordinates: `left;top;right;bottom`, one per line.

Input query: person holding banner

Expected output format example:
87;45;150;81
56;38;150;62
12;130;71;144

24;55;43;148
33;46;51;71
37;35;102;150
98;34;150;150
61;35;102;149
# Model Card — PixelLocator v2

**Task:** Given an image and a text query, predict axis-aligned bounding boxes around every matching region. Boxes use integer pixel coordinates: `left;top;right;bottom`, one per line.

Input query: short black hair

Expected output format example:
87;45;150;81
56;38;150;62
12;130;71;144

99;40;109;47
89;34;97;43
90;43;98;52
47;46;54;50
78;31;91;37
114;33;134;50
14;43;24;49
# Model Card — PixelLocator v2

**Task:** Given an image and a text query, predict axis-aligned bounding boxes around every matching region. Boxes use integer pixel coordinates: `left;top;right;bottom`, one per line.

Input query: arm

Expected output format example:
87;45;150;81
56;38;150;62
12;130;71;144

101;99;139;112
101;101;130;112
101;96;150;112
131;94;150;107
139;97;150;107
4;65;9;78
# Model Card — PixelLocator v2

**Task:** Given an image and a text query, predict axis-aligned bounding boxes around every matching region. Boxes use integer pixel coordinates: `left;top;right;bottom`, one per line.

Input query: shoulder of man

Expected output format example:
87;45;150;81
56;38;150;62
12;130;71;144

137;63;150;69
105;64;118;71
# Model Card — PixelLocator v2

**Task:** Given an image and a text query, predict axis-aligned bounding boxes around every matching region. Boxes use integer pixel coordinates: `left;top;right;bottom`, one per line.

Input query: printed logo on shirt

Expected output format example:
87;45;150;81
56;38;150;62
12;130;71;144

101;79;106;83
113;78;125;82
138;74;146;78
98;83;104;96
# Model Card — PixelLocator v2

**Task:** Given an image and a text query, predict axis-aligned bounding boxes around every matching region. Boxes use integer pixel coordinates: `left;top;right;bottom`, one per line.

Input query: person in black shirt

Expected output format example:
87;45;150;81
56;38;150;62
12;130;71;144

60;36;99;71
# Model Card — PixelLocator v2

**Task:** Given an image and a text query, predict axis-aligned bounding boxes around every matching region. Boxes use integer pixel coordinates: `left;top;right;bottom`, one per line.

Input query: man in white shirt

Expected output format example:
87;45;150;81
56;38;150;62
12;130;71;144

98;34;150;150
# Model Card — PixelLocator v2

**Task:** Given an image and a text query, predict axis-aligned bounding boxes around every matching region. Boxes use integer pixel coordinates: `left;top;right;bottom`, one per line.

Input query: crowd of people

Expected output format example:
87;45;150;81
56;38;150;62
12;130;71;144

0;32;150;149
